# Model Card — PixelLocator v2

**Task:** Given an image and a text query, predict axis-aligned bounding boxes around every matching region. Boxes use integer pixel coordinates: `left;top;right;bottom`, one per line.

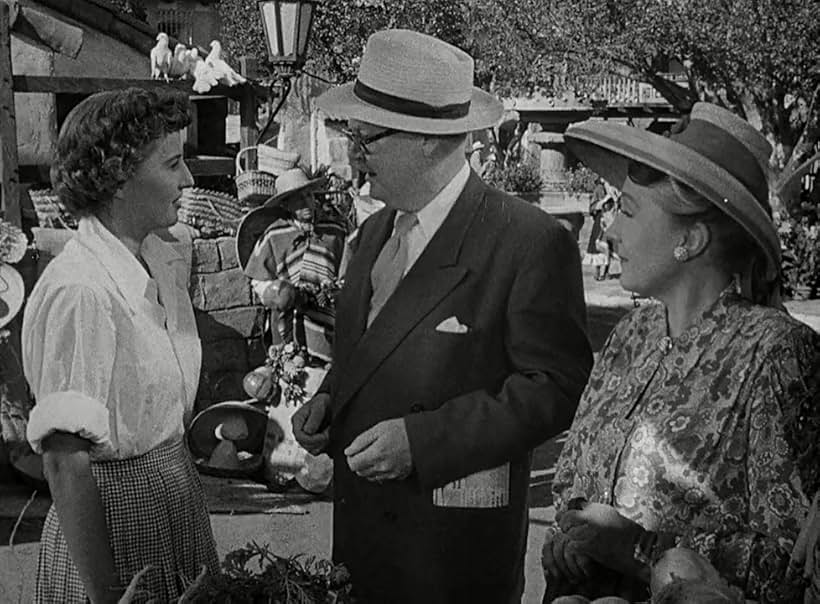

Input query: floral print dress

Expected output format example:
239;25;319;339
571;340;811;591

552;291;820;602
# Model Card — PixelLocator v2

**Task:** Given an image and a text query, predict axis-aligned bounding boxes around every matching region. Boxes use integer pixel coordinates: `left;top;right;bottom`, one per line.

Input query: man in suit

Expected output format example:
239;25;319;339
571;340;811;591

292;29;593;604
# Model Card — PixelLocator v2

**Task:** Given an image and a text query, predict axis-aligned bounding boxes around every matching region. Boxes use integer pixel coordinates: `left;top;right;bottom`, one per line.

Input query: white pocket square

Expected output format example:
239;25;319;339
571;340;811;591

435;316;470;334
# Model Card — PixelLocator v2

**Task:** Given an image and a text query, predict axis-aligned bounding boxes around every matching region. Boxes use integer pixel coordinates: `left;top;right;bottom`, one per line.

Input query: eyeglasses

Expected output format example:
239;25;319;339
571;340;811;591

337;127;401;155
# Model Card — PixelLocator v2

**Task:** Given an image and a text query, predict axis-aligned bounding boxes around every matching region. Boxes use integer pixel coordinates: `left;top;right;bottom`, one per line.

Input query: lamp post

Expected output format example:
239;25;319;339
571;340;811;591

256;0;318;144
259;0;317;71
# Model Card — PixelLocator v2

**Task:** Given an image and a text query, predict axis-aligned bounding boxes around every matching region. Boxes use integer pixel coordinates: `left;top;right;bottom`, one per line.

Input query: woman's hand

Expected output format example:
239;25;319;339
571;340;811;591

543;529;595;582
792;492;820;579
557;503;644;576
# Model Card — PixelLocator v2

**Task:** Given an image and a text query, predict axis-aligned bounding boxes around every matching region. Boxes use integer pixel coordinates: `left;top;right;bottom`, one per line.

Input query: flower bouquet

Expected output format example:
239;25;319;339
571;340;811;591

246;343;332;493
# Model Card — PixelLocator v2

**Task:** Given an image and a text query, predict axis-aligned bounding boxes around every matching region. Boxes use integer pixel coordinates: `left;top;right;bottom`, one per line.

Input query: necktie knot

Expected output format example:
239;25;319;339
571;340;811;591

394;212;418;237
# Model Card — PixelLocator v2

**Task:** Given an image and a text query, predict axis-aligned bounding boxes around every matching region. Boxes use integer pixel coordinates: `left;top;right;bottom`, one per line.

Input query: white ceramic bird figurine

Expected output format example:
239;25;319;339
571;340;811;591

205;40;247;87
189;48;219;94
150;32;172;81
168;43;188;79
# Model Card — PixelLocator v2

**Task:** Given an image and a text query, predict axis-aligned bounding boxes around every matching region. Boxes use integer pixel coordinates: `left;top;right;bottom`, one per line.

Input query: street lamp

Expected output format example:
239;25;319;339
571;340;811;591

256;0;318;145
258;0;317;71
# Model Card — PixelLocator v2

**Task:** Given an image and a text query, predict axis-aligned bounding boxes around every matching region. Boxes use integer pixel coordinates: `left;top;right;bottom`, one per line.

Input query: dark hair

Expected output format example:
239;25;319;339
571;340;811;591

51;88;191;216
628;160;777;304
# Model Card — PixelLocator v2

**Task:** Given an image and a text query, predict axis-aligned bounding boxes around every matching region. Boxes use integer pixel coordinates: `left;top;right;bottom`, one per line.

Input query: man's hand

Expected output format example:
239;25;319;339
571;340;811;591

344;418;413;482
292;393;331;455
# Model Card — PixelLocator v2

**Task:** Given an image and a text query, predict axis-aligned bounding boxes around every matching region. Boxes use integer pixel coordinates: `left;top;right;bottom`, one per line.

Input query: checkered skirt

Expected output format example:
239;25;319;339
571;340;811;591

35;439;219;603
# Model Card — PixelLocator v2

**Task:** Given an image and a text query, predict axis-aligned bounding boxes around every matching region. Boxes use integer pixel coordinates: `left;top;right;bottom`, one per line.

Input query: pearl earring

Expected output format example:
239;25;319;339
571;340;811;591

673;246;689;262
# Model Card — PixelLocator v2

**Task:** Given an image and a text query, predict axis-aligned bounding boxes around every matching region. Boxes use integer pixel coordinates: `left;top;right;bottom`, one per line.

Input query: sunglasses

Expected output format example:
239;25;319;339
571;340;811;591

337;127;401;155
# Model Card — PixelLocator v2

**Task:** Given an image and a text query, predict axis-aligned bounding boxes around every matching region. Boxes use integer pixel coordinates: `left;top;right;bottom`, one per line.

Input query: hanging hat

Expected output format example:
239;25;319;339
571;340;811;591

564;102;781;282
0;264;25;330
235;168;328;272
316;29;503;135
188;400;269;461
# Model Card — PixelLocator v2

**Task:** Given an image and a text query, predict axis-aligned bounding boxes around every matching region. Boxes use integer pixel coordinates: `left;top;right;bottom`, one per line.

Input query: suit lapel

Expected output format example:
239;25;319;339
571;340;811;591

333;172;486;416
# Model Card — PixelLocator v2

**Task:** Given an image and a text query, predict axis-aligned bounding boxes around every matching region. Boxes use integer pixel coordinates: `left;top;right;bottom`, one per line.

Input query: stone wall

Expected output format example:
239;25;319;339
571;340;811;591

189;235;267;413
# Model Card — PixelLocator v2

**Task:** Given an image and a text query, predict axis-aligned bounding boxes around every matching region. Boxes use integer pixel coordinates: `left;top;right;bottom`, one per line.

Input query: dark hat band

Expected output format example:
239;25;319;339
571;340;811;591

672;119;767;206
353;80;471;120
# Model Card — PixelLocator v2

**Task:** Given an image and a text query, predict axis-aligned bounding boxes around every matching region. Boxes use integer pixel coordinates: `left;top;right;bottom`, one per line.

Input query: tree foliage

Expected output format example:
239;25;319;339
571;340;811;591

216;0;820;208
216;0;468;83
467;0;820;205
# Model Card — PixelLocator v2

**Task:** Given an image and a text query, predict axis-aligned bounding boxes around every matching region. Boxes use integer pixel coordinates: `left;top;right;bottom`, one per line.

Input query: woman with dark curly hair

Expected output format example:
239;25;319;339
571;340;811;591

22;88;218;603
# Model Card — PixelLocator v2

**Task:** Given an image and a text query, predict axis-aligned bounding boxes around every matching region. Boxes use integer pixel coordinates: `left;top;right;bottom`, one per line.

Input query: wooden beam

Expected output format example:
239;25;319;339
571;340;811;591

186;156;235;176
6;2;84;58
239;56;259;168
11;75;266;101
18;164;51;184
1;3;21;226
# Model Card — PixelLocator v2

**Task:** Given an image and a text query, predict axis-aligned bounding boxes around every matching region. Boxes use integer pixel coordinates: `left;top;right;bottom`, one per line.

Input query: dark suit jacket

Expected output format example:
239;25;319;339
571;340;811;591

320;172;592;604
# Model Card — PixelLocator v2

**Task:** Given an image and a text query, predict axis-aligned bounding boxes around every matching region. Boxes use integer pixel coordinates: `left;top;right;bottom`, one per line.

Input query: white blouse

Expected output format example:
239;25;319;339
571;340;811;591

23;216;200;460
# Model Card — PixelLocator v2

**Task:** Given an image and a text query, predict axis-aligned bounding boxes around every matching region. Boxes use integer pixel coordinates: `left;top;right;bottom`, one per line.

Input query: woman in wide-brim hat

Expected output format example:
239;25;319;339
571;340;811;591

542;102;820;603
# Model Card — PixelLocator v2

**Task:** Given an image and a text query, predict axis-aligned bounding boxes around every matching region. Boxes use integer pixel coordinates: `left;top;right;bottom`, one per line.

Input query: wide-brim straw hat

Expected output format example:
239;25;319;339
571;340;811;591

188;401;268;460
564;102;781;281
316;29;504;135
0;264;24;330
235;168;328;271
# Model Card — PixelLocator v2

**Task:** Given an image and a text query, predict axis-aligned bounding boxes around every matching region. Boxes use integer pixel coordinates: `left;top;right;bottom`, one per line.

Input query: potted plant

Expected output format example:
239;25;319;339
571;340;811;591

779;214;819;300
483;160;544;203
563;164;599;201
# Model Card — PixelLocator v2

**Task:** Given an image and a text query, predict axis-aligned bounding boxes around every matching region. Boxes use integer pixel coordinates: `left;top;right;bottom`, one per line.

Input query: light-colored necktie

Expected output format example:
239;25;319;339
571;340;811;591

368;212;418;325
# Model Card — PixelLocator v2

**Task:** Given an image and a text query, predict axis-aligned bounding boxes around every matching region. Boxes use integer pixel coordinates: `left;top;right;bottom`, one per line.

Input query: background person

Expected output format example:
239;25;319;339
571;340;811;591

23;88;218;603
541;102;820;603
293;29;592;604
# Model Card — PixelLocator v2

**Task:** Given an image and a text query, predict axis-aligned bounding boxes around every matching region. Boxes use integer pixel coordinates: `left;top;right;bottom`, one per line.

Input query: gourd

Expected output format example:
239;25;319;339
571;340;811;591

259;278;297;312
651;548;739;603
652;580;738;603
650;547;723;593
243;365;275;400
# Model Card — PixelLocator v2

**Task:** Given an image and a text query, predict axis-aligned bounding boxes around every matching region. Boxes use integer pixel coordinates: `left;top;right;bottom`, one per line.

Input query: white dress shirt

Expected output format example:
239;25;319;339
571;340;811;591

23;216;201;460
398;161;470;275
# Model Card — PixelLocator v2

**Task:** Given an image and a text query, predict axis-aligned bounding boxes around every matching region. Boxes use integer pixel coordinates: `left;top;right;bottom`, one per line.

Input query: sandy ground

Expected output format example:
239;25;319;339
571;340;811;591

0;469;557;604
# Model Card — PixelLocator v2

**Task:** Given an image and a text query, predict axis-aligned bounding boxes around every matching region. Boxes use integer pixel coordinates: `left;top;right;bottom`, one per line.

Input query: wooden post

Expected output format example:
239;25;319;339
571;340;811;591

0;2;21;226
239;56;258;169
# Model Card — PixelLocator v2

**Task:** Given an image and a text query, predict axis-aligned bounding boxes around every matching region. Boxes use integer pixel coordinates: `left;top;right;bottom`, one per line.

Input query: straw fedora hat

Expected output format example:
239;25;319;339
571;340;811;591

564;102;781;281
235;168;328;271
0;264;24;330
316;29;503;134
188;400;268;460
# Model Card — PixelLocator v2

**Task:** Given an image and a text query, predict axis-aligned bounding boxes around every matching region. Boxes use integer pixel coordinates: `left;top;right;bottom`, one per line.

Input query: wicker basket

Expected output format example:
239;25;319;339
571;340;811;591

235;147;278;207
257;144;300;176
28;189;78;229
176;187;247;238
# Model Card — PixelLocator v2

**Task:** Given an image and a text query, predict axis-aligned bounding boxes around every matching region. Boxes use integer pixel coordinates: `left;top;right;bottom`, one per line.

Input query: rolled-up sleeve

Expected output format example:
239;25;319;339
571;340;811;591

23;284;117;455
